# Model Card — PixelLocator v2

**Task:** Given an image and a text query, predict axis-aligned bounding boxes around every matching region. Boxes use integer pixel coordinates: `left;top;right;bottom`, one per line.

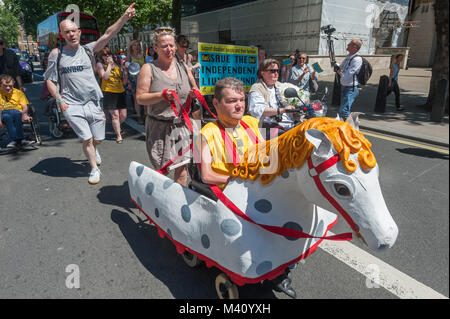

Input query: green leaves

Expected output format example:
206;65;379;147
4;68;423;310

0;6;20;46
4;0;174;41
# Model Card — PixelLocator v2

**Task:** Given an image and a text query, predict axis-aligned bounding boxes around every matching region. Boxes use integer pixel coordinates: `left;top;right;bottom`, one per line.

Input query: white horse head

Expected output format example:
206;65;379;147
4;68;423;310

302;128;398;250
231;117;398;251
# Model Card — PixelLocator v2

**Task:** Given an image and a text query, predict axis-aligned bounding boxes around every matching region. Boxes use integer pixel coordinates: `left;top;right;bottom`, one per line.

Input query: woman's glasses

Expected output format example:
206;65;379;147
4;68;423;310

266;69;279;74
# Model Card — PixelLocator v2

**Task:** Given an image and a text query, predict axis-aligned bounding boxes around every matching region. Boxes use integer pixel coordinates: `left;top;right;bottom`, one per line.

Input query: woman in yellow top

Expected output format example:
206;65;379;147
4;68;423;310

126;40;145;124
96;47;127;143
200;77;264;189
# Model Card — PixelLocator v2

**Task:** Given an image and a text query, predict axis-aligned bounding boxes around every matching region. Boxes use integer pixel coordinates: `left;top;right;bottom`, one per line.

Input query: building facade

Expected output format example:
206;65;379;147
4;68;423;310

405;0;436;67
180;0;411;57
17;25;38;55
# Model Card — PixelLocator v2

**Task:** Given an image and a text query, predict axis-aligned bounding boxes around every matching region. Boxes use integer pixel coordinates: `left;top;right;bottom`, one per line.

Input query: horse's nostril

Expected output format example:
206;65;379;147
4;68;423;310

378;244;390;251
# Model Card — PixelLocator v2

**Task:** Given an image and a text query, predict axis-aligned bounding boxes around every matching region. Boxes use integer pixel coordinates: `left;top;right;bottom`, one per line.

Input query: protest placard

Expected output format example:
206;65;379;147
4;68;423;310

198;43;258;95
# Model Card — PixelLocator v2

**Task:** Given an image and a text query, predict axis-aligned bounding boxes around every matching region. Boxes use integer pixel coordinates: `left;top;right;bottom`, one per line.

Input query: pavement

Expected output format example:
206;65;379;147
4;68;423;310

319;67;449;148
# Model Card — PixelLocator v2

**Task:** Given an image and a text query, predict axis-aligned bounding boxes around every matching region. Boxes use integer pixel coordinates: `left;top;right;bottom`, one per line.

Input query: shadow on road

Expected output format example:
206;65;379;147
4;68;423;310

110;208;219;298
110;208;277;299
30;157;89;177
396;147;449;160
97;181;134;210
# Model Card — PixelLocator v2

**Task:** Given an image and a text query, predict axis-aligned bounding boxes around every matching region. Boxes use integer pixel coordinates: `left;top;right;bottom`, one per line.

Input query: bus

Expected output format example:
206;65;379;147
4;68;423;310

37;12;100;69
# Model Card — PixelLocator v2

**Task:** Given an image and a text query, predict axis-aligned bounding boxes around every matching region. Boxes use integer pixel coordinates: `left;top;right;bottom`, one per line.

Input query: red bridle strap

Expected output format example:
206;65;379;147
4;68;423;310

210;185;352;241
307;155;361;237
162;89;194;133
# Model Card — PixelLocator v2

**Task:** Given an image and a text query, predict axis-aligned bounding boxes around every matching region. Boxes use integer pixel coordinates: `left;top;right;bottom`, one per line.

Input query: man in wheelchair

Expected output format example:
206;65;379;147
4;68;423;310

193;77;297;298
0;74;34;148
198;77;262;187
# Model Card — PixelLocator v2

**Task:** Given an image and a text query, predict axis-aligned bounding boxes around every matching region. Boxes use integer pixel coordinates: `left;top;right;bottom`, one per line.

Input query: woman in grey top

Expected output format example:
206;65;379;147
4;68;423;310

137;27;198;186
287;52;316;92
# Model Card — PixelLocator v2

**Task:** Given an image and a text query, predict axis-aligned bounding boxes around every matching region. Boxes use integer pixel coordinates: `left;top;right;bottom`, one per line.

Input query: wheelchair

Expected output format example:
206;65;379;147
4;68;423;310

0;103;42;154
44;96;70;138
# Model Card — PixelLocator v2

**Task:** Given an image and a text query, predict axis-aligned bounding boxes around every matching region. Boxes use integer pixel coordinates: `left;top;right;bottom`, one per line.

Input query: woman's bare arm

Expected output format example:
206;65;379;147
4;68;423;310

136;63;165;105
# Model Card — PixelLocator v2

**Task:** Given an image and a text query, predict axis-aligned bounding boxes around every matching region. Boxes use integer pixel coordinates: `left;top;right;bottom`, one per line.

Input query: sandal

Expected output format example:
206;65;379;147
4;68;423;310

116;138;123;144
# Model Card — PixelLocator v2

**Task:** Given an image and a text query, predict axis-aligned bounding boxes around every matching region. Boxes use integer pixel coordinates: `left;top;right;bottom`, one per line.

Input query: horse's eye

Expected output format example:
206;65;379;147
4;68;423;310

334;183;351;197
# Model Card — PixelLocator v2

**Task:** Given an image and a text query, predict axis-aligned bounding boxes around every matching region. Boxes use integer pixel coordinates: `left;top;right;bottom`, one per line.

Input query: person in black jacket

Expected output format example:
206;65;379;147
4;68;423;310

0;38;25;92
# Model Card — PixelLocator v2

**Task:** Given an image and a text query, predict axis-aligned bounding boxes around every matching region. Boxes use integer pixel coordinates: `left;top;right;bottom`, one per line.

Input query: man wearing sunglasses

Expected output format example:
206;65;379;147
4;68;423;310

248;59;297;140
0;38;25;92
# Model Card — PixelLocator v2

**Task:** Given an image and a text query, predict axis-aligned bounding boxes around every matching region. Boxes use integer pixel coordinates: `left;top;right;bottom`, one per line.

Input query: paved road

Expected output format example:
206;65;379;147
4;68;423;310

0;79;448;299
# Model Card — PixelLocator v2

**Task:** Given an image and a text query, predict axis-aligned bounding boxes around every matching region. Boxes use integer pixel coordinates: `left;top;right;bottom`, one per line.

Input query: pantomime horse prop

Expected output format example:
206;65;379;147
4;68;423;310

128;117;398;292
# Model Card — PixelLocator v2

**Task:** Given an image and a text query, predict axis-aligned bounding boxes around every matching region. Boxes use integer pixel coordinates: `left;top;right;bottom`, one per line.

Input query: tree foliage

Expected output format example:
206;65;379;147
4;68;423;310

5;0;174;40
0;5;20;46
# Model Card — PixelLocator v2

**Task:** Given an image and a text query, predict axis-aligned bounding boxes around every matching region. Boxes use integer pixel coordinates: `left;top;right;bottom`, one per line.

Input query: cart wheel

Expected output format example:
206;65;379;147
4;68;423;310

215;273;239;299
182;251;202;268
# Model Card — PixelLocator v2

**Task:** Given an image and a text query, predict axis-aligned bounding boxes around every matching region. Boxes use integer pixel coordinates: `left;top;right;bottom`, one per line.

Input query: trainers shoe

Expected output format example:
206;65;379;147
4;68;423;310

95;148;102;166
88;167;101;185
20;140;35;147
6;141;17;148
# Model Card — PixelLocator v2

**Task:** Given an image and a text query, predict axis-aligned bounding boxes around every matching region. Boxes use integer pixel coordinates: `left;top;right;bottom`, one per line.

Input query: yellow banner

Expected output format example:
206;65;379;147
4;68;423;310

198;43;258;56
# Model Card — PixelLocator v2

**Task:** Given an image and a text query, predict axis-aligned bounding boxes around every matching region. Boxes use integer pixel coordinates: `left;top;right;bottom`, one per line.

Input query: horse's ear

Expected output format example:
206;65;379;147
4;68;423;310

305;129;333;158
346;112;364;131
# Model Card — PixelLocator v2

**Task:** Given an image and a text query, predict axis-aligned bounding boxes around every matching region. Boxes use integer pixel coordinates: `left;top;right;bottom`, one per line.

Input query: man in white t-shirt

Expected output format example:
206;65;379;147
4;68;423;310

45;4;136;184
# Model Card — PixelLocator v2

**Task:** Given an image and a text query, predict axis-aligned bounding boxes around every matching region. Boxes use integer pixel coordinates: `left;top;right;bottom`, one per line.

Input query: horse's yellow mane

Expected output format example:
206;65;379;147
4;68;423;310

231;117;376;185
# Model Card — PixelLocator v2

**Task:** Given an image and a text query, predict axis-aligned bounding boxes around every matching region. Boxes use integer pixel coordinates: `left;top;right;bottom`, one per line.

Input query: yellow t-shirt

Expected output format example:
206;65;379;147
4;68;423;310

0;88;29;112
200;115;262;185
100;65;125;93
130;55;145;67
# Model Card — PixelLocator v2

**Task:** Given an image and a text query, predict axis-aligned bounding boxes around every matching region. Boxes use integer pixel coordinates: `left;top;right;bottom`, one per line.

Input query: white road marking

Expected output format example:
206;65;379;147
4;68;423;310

320;232;448;299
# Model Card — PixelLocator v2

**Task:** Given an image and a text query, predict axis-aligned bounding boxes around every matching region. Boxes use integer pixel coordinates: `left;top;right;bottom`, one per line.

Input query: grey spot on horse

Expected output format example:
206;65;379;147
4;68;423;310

254;199;272;213
256;261;273;276
145;182;155;196
166;229;172;238
283;222;303;241
201;234;210;249
155;208;160;218
220;219;241;237
163;180;174;189
136;165;144;177
181;205;191;223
